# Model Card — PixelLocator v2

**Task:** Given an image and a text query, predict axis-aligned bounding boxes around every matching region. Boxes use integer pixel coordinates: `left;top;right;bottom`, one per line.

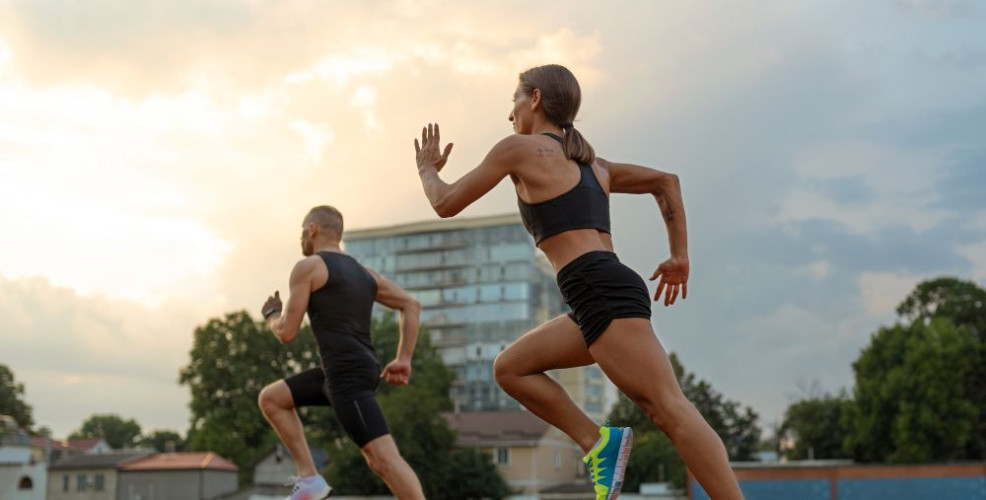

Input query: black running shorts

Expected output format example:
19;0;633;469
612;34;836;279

557;251;652;346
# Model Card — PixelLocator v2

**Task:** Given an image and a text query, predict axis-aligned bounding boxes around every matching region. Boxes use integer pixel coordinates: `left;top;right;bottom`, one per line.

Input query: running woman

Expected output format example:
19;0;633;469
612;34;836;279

413;65;744;500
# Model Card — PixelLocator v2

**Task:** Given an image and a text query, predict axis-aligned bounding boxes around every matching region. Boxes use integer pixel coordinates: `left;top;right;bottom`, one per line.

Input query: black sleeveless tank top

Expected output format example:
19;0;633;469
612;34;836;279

306;252;379;376
517;133;611;244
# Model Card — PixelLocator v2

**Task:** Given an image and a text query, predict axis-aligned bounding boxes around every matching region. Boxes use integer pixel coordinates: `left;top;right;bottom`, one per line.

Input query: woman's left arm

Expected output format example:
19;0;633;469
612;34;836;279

602;157;689;306
415;123;520;218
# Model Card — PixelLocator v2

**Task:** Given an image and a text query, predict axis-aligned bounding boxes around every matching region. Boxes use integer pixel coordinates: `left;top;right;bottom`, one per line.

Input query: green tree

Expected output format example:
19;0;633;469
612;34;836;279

0;364;33;430
896;277;986;330
443;448;513;500
607;353;760;490
178;311;339;484
845;318;980;462
895;277;986;459
779;391;851;460
69;414;142;449
140;430;186;452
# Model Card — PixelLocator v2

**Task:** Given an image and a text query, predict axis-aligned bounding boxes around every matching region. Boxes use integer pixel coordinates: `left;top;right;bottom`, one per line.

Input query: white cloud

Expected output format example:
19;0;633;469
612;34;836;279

0;0;983;436
857;272;924;317
285;49;398;86
0;275;210;437
777;141;953;233
289;120;335;163
958;241;986;281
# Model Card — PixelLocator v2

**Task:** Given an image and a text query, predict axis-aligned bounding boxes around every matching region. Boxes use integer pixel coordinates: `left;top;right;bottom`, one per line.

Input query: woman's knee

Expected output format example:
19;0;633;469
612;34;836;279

492;351;515;386
624;388;689;433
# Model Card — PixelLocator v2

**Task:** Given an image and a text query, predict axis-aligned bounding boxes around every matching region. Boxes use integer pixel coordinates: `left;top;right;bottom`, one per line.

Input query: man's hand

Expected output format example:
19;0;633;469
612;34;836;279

650;257;689;307
414;123;453;172
262;291;283;319
381;359;412;386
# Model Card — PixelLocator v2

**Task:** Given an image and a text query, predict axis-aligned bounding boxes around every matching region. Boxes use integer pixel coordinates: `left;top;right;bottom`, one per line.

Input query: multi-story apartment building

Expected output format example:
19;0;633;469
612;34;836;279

345;213;609;421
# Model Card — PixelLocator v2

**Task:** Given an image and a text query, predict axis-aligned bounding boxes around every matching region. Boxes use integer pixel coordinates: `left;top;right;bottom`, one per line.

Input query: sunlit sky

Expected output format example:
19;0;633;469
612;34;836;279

1;0;984;439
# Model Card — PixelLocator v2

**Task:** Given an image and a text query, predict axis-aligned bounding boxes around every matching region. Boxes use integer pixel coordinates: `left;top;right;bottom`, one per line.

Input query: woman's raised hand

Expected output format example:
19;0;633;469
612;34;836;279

414;123;454;172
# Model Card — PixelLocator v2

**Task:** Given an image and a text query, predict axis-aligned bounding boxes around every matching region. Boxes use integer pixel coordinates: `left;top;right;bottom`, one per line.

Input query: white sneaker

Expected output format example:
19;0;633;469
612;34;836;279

285;475;332;500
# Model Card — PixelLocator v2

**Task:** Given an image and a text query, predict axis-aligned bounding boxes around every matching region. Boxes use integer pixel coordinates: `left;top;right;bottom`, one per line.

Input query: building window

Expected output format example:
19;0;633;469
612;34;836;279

94;474;105;491
495;447;510;465
63;475;69;491
555;450;562;469
77;474;87;491
18;476;32;489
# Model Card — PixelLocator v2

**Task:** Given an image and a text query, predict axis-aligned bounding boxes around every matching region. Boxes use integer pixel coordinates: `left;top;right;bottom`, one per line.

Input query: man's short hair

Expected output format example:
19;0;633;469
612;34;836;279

306;205;344;237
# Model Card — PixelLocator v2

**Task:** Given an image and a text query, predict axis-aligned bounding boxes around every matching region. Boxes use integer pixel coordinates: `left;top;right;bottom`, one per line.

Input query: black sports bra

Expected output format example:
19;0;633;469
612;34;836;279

517;133;611;244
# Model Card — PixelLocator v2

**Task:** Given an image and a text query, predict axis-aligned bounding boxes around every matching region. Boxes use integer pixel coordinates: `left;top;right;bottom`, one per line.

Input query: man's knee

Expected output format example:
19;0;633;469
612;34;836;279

363;445;398;477
258;382;290;414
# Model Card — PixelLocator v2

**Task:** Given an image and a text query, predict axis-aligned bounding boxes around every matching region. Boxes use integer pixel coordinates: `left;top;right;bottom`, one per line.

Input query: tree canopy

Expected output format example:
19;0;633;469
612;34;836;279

838;276;985;462
69;414;142;449
0;364;33;430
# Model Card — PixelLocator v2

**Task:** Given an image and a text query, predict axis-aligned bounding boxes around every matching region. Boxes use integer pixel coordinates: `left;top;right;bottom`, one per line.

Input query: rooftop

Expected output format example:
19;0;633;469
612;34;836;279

345;213;522;240
50;451;152;470
443;410;551;446
120;452;238;472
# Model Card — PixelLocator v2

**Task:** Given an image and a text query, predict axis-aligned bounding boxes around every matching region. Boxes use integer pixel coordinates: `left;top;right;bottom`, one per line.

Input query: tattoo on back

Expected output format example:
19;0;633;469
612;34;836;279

536;147;555;158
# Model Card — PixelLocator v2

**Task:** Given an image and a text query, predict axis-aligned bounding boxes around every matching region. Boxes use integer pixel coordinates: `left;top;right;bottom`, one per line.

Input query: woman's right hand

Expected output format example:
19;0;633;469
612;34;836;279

414;123;453;172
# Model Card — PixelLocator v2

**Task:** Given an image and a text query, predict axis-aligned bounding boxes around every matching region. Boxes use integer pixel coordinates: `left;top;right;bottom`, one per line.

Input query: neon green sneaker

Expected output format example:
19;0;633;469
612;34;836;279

583;425;633;500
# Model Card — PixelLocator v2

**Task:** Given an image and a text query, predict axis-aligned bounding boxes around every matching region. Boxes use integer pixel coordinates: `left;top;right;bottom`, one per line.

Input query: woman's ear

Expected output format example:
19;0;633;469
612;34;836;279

530;88;542;111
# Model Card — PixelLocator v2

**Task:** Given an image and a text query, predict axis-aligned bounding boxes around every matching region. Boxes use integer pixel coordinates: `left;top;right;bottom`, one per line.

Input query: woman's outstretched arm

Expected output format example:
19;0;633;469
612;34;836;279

415;123;520;217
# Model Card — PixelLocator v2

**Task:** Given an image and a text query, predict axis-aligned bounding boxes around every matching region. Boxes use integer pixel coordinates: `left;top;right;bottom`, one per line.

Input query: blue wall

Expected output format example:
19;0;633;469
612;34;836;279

692;476;986;500
692;479;830;500
838;476;986;500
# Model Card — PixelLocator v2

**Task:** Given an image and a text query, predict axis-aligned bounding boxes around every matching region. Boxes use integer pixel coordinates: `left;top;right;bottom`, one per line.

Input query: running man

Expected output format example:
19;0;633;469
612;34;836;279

258;205;426;500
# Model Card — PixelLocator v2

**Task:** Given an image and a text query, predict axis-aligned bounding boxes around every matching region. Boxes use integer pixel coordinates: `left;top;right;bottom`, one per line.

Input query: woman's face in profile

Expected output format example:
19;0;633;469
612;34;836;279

509;83;534;134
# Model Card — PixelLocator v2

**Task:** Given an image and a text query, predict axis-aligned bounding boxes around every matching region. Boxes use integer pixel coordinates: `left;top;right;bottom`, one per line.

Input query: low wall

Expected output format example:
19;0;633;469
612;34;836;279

689;462;986;500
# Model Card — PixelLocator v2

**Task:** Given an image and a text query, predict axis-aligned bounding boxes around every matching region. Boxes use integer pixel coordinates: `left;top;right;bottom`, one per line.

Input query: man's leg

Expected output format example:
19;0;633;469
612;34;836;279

258;379;319;477
259;367;333;500
361;435;425;500
331;392;424;500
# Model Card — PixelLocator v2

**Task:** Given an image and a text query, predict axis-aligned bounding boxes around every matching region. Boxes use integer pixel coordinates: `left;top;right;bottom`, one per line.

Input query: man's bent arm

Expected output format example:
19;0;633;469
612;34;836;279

266;258;315;343
369;269;421;361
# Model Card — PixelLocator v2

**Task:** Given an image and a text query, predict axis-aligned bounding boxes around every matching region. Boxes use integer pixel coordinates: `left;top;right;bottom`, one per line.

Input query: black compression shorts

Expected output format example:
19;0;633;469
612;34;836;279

284;367;389;448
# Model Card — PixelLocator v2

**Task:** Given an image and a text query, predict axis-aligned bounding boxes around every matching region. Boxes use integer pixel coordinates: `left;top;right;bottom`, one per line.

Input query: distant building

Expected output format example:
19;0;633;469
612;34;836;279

253;444;329;498
47;451;152;500
118;452;238;500
30;436;113;464
443;410;586;495
0;415;45;500
346;213;610;421
218;445;331;500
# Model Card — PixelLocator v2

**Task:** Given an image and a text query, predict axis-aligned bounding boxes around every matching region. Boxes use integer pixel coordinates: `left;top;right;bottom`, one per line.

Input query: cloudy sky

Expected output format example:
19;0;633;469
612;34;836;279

1;0;983;439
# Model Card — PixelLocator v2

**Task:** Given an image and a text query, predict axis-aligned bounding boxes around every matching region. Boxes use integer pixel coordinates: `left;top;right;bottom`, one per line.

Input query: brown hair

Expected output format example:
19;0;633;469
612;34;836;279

306;205;343;237
518;64;595;165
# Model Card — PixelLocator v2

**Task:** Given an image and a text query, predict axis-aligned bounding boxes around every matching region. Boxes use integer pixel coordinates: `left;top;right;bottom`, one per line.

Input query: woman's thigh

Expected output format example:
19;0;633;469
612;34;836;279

588;318;686;410
495;314;595;375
